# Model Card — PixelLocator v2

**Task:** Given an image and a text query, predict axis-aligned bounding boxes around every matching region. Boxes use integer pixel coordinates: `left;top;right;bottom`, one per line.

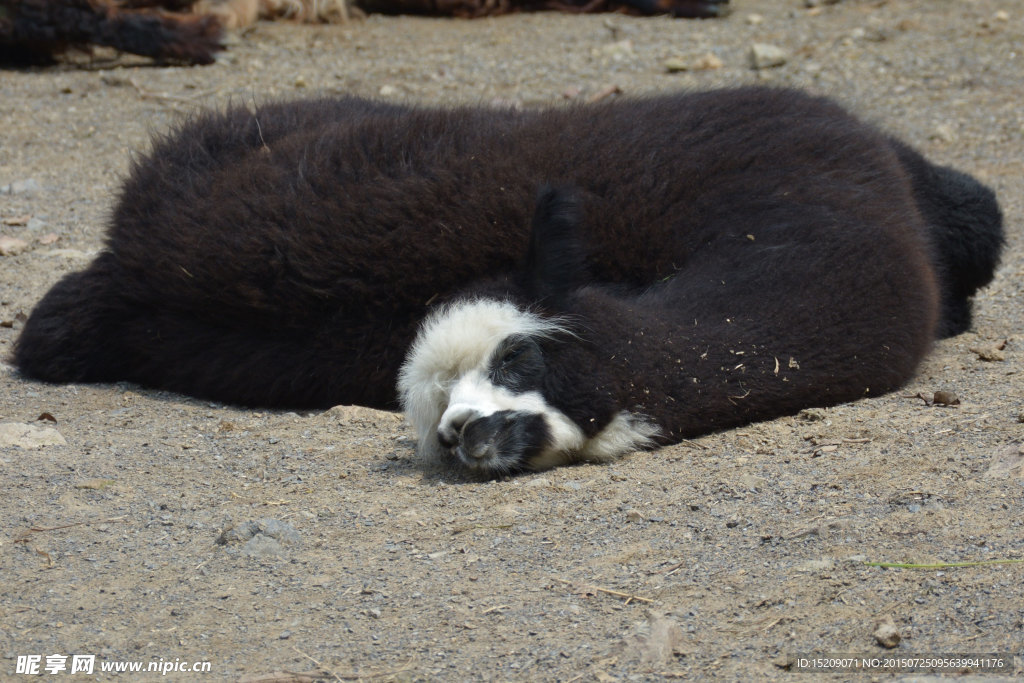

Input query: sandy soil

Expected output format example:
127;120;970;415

1;0;1023;680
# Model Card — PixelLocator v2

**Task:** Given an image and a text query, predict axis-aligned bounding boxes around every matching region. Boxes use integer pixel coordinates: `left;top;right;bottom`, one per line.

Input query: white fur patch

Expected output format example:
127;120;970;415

398;298;662;471
398;299;571;463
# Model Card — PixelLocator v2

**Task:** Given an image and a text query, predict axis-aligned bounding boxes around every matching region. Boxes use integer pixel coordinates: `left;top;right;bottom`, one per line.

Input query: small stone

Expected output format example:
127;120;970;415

378;84;398;96
664;58;690;73
745;13;763;25
27;217;49;231
1;178;41;196
242;534;285;558
0;236;30;256
873;616;901;648
749;44;788;70
279;630;292;639
693;53;723;70
217;518;301;547
969;339;1007;362
2;214;30;226
983;443;1024;479
797;558;834;572
597;39;634;62
294;76;307;88
772;653;795;670
0;422;67;448
798;407;827;422
664;53;722;73
930;123;957;143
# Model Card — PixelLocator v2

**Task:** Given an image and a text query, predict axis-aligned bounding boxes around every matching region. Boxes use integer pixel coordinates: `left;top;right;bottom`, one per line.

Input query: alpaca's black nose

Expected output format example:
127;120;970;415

437;406;481;449
437;428;458;449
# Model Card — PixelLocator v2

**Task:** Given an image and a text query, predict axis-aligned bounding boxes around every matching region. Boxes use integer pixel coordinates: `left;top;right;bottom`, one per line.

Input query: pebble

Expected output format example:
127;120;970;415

217;518;301;547
0;236;30;256
596;39;635;63
772;653;795;669
749;44;789;70
797;558;834;572
930;123;957;143
664;53;723;73
873;616;901;648
969;340;1006;361
242;535;286;558
1;178;41;196
664;58;689;73
0;422;67;448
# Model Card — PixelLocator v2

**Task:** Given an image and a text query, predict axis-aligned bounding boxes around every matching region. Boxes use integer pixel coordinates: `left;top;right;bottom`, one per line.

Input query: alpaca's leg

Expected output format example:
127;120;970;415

14;252;137;385
14;252;406;408
103;307;406;409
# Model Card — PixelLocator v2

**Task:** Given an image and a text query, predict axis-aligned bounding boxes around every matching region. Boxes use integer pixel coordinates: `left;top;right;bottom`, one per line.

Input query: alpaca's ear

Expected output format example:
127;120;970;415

523;184;590;303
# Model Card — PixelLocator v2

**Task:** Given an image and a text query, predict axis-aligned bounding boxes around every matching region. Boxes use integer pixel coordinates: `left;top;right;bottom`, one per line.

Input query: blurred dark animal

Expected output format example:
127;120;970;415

352;0;727;18
0;0;223;65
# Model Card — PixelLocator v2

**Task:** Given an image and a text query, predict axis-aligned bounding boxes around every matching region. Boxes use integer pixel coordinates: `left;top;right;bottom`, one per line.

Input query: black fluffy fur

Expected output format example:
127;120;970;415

14;88;1003;445
0;0;223;66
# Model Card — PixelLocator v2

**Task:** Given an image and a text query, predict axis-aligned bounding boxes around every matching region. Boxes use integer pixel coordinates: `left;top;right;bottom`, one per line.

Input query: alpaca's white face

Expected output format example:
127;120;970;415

398;299;659;475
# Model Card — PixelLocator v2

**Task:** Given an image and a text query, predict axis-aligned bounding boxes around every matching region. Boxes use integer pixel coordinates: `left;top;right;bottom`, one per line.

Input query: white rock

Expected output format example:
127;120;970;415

750;43;789;70
1;178;41;196
0;423;68;448
0;236;30;256
930;123;958;143
873;616;901;648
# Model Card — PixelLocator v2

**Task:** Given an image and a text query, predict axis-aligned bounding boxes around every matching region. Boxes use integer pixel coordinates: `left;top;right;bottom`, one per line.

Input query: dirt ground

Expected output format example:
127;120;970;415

2;0;1023;680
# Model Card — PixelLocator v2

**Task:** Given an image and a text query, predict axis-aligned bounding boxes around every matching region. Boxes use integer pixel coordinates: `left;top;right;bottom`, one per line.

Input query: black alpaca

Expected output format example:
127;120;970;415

13;88;1003;474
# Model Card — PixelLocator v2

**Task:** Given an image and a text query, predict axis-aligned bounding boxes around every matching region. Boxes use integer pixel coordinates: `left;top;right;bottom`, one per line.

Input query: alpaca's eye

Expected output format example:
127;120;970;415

490;337;544;392
501;346;525;366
